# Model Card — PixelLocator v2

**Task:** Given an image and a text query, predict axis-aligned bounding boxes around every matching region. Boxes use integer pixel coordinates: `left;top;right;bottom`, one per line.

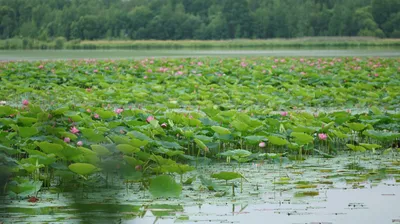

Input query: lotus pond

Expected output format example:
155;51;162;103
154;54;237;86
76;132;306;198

0;57;400;223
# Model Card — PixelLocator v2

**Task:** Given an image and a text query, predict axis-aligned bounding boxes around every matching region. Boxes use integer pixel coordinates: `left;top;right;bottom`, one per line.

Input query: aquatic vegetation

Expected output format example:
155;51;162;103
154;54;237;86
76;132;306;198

0;57;399;222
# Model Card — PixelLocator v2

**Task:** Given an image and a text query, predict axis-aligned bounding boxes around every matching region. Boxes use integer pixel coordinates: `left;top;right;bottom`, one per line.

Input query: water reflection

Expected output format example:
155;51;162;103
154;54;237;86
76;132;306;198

1;154;400;224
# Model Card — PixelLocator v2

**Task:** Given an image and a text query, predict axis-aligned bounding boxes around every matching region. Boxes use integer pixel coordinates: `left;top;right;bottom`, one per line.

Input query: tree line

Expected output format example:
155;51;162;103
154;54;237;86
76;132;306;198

0;0;399;41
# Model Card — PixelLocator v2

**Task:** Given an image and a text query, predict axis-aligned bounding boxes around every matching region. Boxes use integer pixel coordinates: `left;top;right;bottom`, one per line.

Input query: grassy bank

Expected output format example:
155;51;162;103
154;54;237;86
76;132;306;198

1;37;400;50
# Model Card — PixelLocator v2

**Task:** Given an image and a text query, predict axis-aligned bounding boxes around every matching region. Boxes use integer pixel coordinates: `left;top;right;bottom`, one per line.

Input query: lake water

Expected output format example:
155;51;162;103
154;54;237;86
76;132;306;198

1;47;400;61
2;154;400;224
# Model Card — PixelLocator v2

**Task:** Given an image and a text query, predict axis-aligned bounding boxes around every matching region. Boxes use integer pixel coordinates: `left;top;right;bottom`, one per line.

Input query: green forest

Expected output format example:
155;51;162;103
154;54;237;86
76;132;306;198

0;0;399;41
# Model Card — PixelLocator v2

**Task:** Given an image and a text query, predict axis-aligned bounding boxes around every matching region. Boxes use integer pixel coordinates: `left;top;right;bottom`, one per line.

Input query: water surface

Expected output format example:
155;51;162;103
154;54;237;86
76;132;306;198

1;47;400;61
2;154;400;224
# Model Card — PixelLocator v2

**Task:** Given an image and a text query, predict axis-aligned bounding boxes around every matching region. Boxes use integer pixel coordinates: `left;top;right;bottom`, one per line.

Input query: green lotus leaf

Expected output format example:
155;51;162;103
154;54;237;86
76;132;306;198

267;136;288;146
91;144;111;156
116;144;140;154
194;138;208;151
68;163;99;175
19;127;39;138
211;171;244;181
211;126;231;135
291;132;314;145
346;123;366;132
346;144;366;152
17;117;37;126
38;142;64;154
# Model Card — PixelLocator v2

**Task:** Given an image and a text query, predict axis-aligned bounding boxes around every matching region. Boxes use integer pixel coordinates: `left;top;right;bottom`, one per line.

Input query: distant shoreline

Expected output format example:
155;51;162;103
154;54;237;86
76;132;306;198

1;37;400;50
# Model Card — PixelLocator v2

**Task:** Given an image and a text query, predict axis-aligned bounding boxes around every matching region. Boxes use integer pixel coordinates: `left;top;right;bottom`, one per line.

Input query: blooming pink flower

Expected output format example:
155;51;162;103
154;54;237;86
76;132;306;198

77;141;83;146
159;67;168;73
374;73;379;77
197;62;203;66
38;65;44;69
146;116;155;123
161;123;167;128
70;126;80;134
259;142;266;148
143;75;148;79
94;114;100;119
177;71;183;75
93;69;98;73
86;109;91;113
22;99;29;106
280;111;288;117
240;62;248;67
64;137;71;143
318;133;327;141
114;108;124;115
147;69;152;73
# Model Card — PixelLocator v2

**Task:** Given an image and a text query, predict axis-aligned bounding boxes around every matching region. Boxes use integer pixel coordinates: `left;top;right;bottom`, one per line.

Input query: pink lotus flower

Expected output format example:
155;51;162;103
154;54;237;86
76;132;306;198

161;123;167;128
146;116;155;123
86;109;91;113
94;114;100;119
70;126;80;134
197;62;203;66
64;137;71;143
22;99;29;106
280;111;288;117
77;141;83;146
374;73;379;77
177;71;183;75
159;67;168;73
143;75;148;79
38;65;44;69
114;108;124;115
240;62;248;67
93;69;98;73
259;142;266;148
147;69;152;73
318;133;327;141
